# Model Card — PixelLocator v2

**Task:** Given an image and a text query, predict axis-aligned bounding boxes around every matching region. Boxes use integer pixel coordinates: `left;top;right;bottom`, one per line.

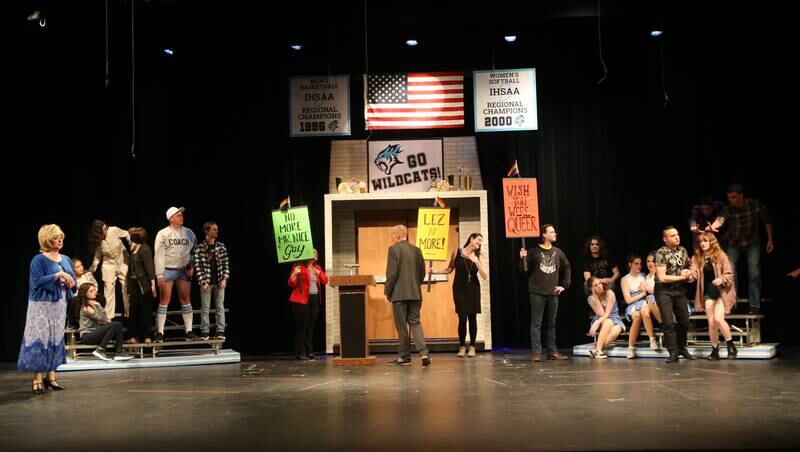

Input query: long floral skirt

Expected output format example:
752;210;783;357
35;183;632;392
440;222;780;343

17;298;67;372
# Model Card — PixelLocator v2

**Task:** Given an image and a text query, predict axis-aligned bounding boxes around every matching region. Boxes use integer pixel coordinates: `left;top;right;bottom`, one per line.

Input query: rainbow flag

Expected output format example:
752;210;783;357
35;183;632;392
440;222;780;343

279;196;291;209
434;196;446;208
507;160;520;177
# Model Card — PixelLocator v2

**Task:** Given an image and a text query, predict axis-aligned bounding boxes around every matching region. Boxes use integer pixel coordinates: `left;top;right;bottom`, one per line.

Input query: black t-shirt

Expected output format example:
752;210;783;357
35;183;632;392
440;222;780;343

583;255;618;279
207;241;219;285
703;260;721;300
655;246;690;285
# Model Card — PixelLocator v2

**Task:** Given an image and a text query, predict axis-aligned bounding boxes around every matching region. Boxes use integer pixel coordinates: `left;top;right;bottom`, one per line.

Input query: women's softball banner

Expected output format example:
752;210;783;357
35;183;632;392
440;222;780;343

289;75;351;137
473;68;538;132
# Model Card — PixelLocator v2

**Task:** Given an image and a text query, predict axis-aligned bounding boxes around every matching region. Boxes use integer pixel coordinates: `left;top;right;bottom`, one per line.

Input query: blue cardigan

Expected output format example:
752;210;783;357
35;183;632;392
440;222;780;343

29;253;75;302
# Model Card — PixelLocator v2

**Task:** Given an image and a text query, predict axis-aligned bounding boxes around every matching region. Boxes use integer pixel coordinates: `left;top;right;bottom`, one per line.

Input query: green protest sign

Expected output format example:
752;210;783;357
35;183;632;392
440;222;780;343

272;206;315;263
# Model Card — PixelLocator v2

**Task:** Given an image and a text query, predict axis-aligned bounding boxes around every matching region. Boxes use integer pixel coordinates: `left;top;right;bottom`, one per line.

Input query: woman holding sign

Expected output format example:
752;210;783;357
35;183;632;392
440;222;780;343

430;233;488;357
288;249;328;360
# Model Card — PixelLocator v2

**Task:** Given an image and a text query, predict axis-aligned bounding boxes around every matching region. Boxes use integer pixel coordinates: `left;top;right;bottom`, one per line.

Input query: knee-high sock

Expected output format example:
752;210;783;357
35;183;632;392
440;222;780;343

181;304;193;332
156;305;168;334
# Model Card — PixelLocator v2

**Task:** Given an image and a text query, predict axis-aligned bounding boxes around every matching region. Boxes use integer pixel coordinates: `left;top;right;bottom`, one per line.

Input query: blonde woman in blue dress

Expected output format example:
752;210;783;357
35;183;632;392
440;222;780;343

18;225;75;393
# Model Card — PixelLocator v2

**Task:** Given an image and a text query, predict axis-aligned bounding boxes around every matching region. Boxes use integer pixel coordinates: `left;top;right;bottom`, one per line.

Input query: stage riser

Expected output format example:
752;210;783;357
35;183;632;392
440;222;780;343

57;349;241;371
573;343;777;359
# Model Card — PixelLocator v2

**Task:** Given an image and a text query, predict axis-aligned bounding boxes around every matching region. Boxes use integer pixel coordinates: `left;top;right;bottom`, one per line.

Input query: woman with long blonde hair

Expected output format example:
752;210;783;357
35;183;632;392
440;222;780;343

690;232;738;359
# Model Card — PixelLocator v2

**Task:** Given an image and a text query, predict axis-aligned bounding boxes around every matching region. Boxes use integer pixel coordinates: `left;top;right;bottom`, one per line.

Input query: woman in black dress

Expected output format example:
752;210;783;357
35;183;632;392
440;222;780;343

430;233;488;357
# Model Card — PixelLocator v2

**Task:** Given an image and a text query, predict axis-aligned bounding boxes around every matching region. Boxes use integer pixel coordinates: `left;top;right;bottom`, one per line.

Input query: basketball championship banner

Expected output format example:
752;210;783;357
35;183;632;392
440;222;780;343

289;75;351;137
272;206;315;263
473;68;538;132
417;207;451;261
503;178;540;238
368;139;443;193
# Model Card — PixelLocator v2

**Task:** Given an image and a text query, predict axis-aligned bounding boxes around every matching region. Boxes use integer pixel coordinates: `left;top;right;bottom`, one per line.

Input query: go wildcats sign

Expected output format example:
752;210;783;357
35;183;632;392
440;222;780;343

367;139;444;193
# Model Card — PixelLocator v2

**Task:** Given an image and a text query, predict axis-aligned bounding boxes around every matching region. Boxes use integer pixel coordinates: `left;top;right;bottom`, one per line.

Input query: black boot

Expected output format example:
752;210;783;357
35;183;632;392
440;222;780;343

665;351;679;363
678;349;696;360
726;340;738;359
707;345;720;361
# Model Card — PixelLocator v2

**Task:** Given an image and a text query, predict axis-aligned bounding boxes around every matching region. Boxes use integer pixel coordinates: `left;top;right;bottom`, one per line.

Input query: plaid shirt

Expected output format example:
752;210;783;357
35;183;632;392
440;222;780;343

193;240;230;285
720;198;772;247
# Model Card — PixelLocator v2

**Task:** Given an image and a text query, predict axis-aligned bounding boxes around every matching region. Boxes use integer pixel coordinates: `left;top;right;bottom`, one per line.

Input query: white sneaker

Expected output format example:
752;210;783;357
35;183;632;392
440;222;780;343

113;353;134;361
649;337;659;350
627;347;636;359
456;346;466;358
92;349;112;361
595;351;608;359
587;349;597;358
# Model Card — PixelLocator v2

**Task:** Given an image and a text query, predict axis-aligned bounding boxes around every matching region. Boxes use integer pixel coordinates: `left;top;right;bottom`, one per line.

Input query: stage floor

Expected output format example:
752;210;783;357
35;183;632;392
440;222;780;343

2;349;799;451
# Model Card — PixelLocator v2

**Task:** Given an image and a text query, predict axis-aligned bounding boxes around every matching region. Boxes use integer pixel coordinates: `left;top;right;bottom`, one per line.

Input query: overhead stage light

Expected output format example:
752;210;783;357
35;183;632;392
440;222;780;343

290;44;302;51
405;39;418;47
504;35;517;43
27;10;46;27
650;30;663;37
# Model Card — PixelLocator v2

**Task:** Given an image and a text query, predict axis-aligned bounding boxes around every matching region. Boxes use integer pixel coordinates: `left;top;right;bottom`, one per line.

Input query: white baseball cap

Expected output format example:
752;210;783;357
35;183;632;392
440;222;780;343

166;206;185;220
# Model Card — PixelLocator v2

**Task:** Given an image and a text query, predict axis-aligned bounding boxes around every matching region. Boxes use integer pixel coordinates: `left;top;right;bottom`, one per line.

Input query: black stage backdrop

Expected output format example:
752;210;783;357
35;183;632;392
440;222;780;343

3;1;798;361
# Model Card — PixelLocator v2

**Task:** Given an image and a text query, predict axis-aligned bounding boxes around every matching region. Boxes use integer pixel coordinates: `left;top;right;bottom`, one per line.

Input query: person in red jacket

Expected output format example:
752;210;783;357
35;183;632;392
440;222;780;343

288;249;328;360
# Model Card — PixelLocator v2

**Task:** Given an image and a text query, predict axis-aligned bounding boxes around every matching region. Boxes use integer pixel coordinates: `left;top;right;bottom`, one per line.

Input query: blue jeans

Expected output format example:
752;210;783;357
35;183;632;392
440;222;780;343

530;293;559;353
200;285;226;334
726;242;761;309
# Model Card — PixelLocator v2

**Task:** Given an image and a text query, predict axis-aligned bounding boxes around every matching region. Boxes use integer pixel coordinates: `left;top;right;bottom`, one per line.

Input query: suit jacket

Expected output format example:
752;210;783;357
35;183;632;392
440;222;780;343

384;240;425;302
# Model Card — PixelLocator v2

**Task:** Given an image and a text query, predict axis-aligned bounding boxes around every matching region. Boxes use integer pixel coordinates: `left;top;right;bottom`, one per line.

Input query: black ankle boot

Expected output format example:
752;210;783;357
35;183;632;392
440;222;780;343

707;345;720;361
726;340;738;359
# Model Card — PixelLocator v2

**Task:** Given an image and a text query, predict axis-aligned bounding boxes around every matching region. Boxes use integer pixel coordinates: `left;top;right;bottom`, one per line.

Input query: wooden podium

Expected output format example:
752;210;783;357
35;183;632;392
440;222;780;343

329;275;377;365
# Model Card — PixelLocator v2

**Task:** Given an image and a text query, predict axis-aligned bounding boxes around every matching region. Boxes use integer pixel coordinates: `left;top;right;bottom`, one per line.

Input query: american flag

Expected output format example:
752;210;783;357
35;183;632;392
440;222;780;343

365;72;464;130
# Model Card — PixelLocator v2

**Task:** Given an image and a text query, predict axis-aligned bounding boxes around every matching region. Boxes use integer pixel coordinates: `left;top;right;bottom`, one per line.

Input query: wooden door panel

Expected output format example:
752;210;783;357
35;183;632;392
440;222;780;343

356;210;459;340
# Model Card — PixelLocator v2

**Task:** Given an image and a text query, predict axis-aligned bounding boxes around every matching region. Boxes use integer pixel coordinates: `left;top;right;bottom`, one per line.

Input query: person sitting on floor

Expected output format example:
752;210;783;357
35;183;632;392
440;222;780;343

587;277;625;359
75;282;133;361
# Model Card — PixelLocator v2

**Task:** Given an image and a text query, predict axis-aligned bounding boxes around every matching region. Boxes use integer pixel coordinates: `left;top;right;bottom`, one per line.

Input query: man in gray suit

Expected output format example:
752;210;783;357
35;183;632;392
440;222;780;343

384;225;431;366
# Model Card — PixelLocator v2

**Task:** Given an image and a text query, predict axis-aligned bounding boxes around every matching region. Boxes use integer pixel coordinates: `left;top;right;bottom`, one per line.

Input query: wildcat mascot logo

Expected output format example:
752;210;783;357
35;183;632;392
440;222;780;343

327;120;339;133
374;144;404;175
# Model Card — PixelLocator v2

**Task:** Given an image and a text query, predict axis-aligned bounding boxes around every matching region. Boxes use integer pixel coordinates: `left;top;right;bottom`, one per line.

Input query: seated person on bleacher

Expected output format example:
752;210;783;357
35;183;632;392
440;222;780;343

74;282;133;361
586;277;625;359
73;258;98;289
620;255;660;358
582;236;620;296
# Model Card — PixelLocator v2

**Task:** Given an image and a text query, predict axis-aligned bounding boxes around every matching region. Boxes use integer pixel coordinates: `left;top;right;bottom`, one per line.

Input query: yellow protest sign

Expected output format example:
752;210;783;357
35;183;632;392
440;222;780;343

416;208;450;261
